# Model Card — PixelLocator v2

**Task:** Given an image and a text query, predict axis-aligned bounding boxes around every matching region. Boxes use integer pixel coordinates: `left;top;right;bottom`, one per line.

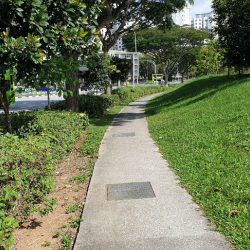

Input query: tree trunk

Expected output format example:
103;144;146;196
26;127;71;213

106;84;111;95
64;52;80;112
65;70;79;113
102;49;112;94
181;73;184;83
0;77;12;132
164;71;169;87
47;89;50;109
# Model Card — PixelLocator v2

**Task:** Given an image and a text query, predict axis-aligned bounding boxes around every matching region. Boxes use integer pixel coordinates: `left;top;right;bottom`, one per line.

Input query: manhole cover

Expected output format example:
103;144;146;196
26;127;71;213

107;182;155;201
113;132;135;137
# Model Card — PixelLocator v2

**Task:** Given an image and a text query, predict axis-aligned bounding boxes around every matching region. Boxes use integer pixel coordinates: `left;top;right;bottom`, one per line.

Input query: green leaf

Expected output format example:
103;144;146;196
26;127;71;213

0;231;4;241
31;0;41;7
16;8;23;12
13;0;24;5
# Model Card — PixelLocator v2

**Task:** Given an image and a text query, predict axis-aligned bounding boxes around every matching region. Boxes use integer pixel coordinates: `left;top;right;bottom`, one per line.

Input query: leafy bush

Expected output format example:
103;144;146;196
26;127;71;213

78;95;110;117
111;87;131;99
48;95;116;118
0;110;88;137
47;86;167;119
0;110;88;249
111;85;168;100
101;94;120;107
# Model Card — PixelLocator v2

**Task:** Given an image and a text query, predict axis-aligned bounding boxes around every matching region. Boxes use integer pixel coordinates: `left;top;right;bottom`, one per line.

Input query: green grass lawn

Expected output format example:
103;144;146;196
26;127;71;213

145;74;250;249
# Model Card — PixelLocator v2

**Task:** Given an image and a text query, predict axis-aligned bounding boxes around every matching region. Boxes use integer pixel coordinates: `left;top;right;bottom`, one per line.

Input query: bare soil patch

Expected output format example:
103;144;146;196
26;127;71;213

13;136;93;250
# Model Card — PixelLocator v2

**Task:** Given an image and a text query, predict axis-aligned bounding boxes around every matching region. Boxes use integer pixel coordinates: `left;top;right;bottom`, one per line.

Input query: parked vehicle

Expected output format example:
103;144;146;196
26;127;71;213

81;85;92;91
39;86;55;91
152;74;165;84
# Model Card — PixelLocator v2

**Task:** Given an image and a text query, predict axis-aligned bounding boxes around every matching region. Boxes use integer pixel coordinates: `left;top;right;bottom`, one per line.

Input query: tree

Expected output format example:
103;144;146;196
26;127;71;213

195;40;224;76
212;0;250;76
94;0;194;53
0;0;101;131
40;0;101;112
110;56;133;84
177;50;197;83
84;54;117;91
0;1;48;132
86;0;194;94
123;26;209;86
139;58;156;80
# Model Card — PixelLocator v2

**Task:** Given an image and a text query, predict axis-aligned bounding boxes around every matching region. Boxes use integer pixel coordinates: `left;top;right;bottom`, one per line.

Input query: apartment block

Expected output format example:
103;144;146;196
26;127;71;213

191;12;216;29
172;5;191;26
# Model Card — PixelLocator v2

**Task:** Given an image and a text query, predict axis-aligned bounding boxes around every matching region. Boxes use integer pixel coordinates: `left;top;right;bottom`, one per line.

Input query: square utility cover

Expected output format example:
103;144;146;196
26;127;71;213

113;132;135;137
107;182;155;201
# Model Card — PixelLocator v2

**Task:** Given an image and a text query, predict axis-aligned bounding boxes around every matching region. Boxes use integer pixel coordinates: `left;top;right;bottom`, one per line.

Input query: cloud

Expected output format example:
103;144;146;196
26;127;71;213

191;0;213;18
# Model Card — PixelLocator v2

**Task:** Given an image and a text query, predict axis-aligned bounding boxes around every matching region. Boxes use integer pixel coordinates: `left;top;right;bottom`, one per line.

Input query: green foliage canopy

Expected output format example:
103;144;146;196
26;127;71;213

123;26;209;85
110;56;133;83
84;54;116;90
213;0;250;75
195;40;224;76
93;0;194;53
0;0;101;131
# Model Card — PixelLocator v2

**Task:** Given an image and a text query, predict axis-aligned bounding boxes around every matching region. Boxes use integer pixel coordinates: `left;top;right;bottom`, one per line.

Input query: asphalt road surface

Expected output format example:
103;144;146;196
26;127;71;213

0;94;64;114
0;90;104;114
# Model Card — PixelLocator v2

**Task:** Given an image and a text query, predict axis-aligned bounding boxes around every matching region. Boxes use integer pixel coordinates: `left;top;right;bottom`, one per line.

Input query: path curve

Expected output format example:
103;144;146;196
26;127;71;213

74;94;232;250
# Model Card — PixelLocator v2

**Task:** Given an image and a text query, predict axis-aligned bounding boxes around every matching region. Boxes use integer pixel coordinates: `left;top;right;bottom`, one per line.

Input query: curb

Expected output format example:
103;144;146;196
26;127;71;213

16;94;58;98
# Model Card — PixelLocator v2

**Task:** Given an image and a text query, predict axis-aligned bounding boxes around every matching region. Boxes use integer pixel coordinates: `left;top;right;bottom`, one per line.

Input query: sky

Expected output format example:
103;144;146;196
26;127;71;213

190;0;213;18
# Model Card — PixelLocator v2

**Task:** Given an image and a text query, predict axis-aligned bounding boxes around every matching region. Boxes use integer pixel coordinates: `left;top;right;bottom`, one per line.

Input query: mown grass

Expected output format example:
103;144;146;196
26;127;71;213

145;74;250;250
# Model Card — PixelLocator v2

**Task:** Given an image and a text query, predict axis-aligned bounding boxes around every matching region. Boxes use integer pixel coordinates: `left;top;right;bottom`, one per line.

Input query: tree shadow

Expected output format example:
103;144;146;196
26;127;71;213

0;111;38;134
89;100;146;128
146;75;249;116
111;111;145;126
19;218;43;229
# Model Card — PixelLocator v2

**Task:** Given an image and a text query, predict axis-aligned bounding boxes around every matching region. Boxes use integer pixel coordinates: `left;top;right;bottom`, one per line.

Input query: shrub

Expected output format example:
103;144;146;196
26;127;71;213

111;87;131;99
78;95;110;117
101;94;120;107
0;110;88;249
46;85;168;119
111;85;168;100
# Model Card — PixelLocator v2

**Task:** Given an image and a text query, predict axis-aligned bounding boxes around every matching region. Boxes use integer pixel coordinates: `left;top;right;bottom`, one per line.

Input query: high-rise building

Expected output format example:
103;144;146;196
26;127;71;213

191;12;216;29
172;5;191;26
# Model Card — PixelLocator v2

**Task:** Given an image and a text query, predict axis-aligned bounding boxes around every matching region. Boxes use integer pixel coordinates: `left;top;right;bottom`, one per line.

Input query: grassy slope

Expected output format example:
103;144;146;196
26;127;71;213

146;75;250;250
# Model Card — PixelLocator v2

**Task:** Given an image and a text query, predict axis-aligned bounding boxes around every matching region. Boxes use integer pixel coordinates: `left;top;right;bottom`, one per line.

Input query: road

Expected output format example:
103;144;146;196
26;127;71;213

0;94;64;114
0;83;180;114
0;90;103;114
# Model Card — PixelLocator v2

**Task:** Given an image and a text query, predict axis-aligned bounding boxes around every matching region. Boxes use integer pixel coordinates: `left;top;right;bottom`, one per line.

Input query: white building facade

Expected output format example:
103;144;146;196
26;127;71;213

191;12;216;29
172;5;191;26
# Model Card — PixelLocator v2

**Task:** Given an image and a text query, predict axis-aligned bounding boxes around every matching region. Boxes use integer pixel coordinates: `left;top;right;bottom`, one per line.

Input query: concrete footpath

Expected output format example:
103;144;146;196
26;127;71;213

74;94;232;250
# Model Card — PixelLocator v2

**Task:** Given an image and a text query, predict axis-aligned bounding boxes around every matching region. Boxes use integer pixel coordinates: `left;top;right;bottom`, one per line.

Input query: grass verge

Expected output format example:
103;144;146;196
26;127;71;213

146;74;250;250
